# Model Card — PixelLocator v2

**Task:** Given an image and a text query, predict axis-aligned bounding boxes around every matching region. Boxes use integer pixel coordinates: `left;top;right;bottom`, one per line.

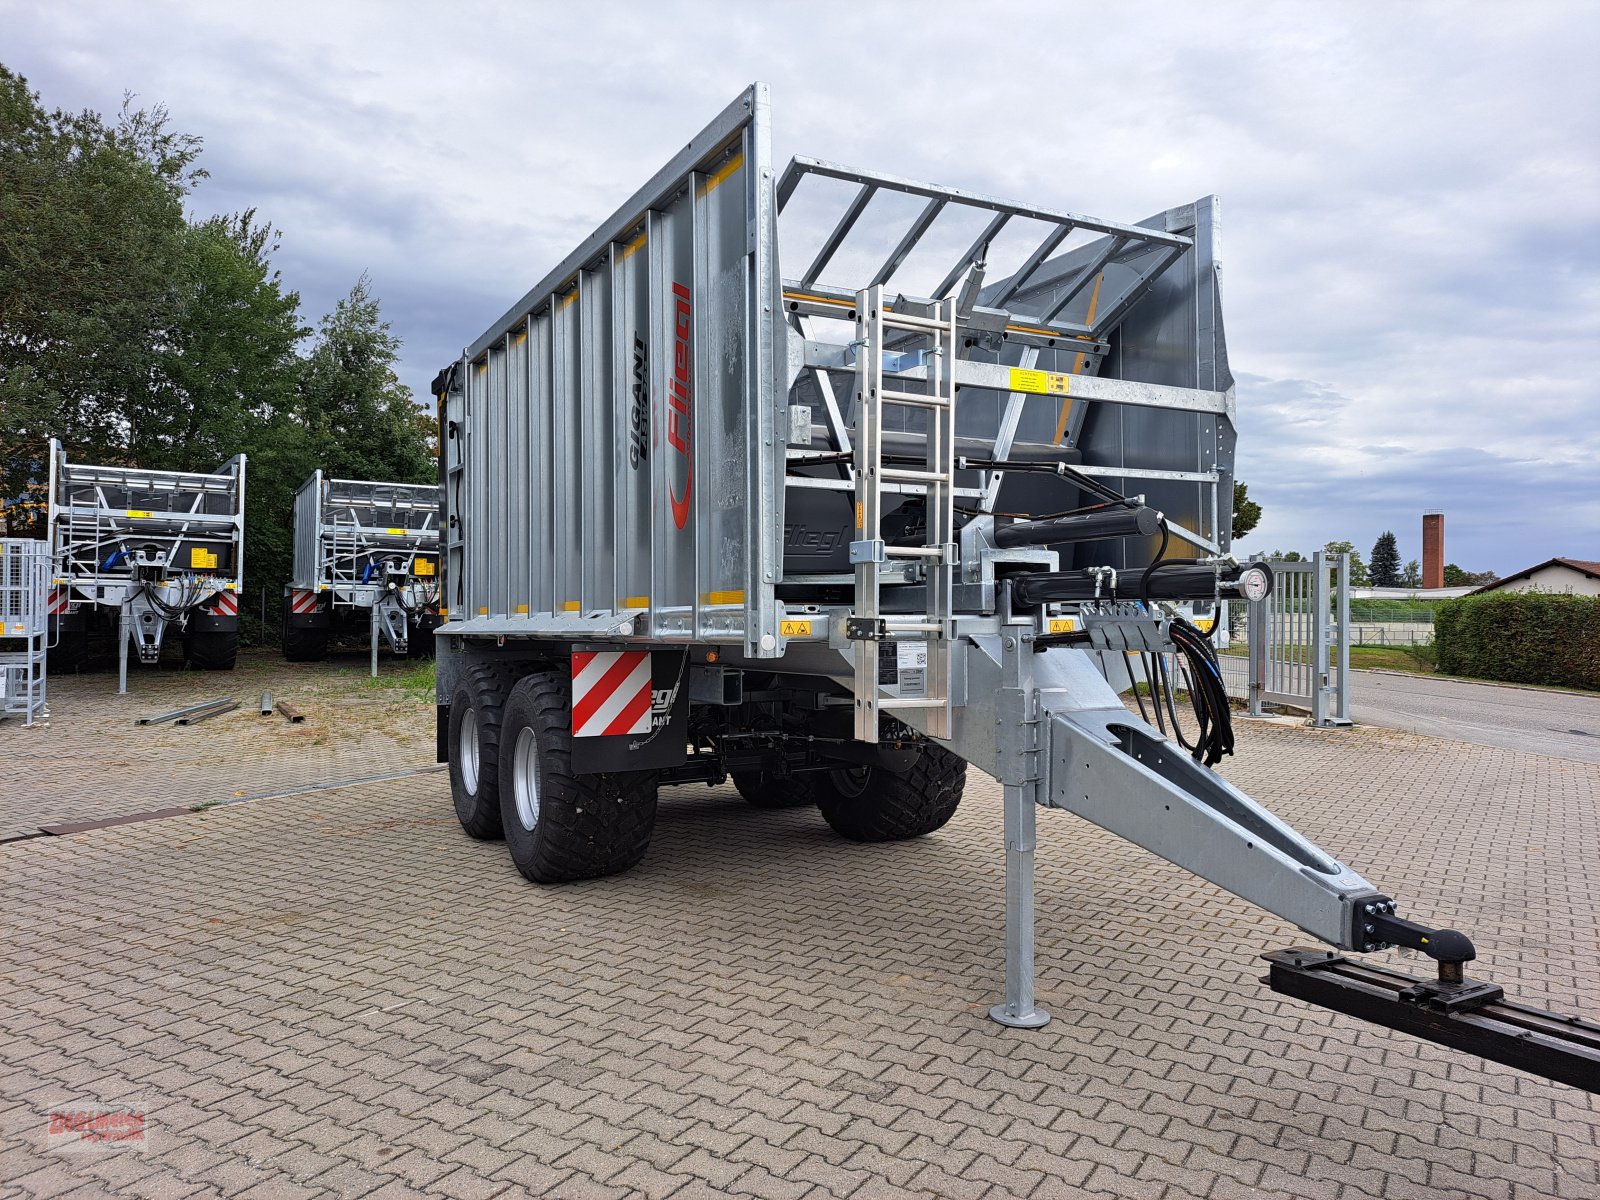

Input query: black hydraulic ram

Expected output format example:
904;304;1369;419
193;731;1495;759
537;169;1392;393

1011;560;1272;606
994;504;1162;549
1265;909;1600;1094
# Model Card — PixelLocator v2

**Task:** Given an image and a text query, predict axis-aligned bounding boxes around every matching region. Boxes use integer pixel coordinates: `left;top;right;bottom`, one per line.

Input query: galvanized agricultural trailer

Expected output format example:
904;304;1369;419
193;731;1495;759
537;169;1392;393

283;470;441;675
431;85;1597;1089
45;439;246;693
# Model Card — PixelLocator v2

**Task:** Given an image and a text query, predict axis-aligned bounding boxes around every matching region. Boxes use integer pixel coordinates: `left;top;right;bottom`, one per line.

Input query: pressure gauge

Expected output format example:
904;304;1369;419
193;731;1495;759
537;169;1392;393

1237;563;1273;603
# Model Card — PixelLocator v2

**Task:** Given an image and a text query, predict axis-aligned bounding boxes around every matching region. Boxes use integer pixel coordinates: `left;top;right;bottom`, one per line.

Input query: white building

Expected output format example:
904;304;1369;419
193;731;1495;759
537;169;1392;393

1471;558;1600;597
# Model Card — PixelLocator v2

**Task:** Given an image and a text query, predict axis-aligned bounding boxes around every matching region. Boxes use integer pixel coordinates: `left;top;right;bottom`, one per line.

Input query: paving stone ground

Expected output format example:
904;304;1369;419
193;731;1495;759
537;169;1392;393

2;656;1597;1198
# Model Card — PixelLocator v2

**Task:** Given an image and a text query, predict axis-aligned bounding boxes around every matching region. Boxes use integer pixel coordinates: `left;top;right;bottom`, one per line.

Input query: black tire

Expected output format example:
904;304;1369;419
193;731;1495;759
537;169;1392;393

731;771;816;809
282;622;328;663
499;670;657;883
449;663;520;840
185;630;238;671
815;739;967;842
51;631;89;674
408;612;440;659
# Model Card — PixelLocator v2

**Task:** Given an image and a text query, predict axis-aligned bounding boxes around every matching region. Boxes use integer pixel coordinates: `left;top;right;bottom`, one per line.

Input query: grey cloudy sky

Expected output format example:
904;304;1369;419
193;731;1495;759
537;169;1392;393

6;0;1597;573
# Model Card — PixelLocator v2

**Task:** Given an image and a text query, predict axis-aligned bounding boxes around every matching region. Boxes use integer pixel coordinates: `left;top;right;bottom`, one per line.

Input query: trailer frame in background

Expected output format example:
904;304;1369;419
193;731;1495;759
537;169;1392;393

1247;551;1352;727
285;471;440;676
46;440;246;694
0;538;50;725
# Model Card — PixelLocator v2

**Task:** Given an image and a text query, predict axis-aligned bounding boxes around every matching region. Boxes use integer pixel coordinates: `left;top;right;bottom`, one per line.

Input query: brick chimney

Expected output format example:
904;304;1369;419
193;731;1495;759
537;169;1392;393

1422;511;1444;589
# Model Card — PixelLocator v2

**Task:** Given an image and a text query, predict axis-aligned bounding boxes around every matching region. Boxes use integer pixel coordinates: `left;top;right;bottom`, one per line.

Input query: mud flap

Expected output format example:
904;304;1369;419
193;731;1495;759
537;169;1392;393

571;648;689;773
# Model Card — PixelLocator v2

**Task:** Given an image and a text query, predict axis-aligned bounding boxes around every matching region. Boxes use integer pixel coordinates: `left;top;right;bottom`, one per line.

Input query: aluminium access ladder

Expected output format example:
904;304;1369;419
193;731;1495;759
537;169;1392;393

0;539;50;725
850;286;957;741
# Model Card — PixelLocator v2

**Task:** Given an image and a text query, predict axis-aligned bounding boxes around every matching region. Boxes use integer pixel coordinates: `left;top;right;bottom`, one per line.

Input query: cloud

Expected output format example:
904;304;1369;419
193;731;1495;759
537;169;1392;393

5;0;1596;574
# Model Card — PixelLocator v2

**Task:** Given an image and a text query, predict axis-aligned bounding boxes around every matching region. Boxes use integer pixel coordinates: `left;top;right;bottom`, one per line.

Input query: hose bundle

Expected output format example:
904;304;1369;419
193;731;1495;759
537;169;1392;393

1123;615;1234;768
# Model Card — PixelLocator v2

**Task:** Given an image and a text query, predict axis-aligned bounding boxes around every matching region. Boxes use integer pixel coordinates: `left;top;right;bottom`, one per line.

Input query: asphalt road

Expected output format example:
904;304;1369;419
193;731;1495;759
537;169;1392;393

1352;669;1600;765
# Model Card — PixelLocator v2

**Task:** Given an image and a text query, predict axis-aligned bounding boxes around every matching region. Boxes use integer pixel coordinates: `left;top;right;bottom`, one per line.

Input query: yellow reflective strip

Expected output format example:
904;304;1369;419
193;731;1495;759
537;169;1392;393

619;596;650;609
514;603;529;614
562;600;580;612
701;590;744;605
478;607;489;615
514;329;528;345
560;291;578;309
618;231;647;261
699;152;744;196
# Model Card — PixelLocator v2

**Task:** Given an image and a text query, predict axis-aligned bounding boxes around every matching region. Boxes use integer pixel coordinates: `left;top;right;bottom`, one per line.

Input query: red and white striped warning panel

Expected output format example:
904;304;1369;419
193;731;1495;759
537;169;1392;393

288;589;319;614
571;650;653;738
47;588;70;615
208;591;239;617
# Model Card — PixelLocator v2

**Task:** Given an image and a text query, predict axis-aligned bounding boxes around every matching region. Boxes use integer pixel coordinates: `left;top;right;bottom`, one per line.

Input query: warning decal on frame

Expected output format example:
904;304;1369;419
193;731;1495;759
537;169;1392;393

1007;367;1072;396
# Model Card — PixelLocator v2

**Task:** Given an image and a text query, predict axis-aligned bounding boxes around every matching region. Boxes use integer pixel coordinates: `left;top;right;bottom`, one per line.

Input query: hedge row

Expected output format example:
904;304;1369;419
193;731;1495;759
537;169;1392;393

1433;592;1600;690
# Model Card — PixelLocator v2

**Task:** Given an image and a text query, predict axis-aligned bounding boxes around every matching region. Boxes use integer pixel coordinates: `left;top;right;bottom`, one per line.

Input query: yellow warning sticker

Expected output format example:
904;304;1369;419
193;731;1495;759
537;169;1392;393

1048;617;1077;634
190;547;218;569
1008;368;1072;396
780;619;814;638
387;527;405;536
126;509;152;519
413;558;435;576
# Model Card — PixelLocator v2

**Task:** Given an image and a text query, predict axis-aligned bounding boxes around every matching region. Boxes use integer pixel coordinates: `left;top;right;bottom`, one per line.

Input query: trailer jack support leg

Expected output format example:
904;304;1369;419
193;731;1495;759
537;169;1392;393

118;603;130;695
992;779;1049;1028
370;605;379;678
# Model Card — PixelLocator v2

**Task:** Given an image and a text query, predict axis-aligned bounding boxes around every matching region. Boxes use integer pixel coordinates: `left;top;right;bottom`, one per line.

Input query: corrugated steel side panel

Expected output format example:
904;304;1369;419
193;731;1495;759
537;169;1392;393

443;84;781;652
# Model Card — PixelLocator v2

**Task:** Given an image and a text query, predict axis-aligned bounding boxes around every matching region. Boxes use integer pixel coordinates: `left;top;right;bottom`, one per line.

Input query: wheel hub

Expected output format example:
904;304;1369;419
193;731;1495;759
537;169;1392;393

513;726;541;831
459;707;479;794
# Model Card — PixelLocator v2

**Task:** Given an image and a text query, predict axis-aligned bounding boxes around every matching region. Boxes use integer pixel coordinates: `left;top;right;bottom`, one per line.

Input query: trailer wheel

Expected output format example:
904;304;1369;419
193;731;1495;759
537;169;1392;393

499;670;658;883
448;664;519;840
731;772;816;809
185;630;238;671
407;612;440;659
282;619;328;662
814;739;966;842
51;631;89;674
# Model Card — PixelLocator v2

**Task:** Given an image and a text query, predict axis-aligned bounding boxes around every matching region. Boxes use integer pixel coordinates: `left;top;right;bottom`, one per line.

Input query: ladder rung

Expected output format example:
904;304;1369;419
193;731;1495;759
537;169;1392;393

881;468;948;484
876;697;950;709
879;389;950;409
884;546;946;559
883;621;944;633
881;312;949;332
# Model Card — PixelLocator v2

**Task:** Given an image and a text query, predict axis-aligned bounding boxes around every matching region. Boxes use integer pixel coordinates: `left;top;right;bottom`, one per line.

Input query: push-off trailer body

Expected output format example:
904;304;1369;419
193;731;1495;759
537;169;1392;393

432;86;1597;1089
46;439;245;693
283;471;441;674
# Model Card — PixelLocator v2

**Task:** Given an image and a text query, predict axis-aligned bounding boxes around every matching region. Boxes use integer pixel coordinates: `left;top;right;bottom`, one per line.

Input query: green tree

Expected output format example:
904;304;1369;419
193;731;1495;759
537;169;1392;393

1267;549;1304;562
1322;540;1371;586
1443;564;1499;588
296;275;433;484
0;66;203;521
1369;531;1401;588
1402;559;1421;587
1231;480;1261;541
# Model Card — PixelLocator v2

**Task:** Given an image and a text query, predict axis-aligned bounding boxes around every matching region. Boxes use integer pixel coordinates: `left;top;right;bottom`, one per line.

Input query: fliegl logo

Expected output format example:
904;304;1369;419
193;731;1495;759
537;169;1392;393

667;281;693;530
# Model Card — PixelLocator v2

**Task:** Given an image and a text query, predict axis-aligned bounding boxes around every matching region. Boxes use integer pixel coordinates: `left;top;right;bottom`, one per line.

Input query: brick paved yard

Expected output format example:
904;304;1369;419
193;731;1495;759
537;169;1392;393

2;658;1597;1198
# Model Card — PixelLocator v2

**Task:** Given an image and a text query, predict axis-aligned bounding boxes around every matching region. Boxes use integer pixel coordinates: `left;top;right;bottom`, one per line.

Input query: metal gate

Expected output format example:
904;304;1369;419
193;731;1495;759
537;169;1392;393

1247;551;1351;727
0;539;50;725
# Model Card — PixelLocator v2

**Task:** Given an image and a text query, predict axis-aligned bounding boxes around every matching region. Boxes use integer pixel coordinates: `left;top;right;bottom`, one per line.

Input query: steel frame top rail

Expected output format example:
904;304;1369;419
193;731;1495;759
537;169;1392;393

777;156;1193;342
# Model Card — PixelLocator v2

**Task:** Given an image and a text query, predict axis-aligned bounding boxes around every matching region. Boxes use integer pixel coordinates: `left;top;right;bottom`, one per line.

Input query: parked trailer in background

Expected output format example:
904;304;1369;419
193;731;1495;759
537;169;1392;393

46;439;245;693
430;85;1597;1090
282;471;440;675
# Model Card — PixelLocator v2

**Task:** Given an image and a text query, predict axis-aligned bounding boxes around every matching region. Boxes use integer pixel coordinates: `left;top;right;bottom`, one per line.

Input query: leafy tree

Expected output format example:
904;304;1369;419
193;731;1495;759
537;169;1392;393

0;66;203;522
1322;540;1371;586
1369;531;1401;588
1267;549;1304;562
1443;564;1499;588
1402;559;1422;587
1231;481;1261;541
296;275;433;485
